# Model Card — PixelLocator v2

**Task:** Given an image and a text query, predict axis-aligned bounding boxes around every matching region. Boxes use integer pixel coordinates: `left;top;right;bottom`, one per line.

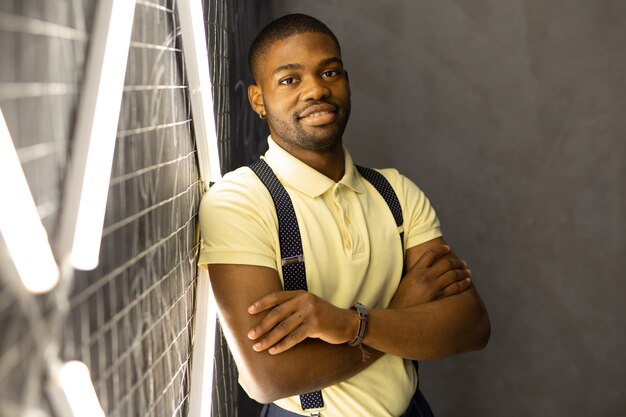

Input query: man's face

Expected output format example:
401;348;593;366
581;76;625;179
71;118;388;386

250;32;351;152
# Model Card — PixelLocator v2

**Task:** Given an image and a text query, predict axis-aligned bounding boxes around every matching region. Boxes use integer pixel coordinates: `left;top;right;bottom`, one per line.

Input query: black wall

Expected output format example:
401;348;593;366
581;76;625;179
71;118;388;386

0;1;267;416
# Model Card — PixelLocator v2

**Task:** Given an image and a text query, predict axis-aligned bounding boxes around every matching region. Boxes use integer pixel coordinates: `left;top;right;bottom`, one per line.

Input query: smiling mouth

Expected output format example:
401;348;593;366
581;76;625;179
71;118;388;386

303;111;332;118
298;102;338;119
297;107;338;127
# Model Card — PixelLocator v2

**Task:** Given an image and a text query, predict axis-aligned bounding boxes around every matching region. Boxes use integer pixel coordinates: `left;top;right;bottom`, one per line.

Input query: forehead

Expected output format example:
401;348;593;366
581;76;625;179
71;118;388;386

263;32;341;74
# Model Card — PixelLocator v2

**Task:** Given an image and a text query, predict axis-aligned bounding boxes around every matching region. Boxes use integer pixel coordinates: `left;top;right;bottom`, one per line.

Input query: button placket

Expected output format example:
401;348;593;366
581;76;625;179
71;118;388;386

333;185;353;252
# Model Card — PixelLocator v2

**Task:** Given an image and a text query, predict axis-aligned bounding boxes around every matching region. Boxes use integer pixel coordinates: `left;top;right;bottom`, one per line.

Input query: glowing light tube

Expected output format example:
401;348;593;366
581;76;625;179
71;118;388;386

177;1;221;415
48;361;105;417
188;269;218;417
57;0;136;270
0;108;59;293
177;0;222;187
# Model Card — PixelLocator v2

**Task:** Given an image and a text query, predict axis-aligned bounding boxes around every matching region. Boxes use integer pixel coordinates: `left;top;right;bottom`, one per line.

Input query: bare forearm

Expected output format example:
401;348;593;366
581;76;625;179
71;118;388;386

237;289;488;402
227;327;382;403
207;263;381;402
237;288;487;403
239;290;488;403
364;288;490;360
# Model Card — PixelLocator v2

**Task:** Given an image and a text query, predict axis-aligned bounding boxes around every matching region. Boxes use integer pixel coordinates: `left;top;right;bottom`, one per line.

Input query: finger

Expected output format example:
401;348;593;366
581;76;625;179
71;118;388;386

413;245;450;269
248;299;298;340
430;257;467;278
440;277;472;298
248;290;301;314
267;325;309;355
252;313;306;352
437;268;472;289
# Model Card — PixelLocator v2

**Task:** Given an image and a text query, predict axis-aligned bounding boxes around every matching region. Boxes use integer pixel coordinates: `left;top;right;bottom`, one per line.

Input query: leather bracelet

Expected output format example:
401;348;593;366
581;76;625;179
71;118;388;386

348;302;372;362
348;302;369;347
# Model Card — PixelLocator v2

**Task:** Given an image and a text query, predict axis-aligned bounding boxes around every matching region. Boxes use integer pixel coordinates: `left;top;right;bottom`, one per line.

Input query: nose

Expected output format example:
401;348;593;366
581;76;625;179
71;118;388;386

301;76;330;101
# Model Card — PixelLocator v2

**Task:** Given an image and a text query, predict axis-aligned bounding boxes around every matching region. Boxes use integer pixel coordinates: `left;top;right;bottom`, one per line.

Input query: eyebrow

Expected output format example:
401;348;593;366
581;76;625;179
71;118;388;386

271;57;344;75
319;57;343;67
272;63;303;75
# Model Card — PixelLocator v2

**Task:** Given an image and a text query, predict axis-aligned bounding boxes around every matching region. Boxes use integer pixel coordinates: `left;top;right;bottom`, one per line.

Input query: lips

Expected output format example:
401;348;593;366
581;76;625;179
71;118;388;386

298;103;337;119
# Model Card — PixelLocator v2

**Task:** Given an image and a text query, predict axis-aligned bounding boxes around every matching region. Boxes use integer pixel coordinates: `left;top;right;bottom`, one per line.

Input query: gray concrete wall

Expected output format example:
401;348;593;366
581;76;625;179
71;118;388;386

269;1;626;416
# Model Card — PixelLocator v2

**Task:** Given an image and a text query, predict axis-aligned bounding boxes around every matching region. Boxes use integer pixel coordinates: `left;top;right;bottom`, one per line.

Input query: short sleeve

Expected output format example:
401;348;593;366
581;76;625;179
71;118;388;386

380;169;442;249
198;168;278;270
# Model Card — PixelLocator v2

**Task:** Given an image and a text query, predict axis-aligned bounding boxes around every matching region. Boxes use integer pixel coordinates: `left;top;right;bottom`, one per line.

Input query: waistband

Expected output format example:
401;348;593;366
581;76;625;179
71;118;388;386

259;388;434;417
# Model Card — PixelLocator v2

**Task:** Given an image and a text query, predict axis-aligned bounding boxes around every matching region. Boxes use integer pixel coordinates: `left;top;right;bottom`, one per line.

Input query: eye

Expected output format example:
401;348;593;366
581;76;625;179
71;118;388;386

322;69;341;78
279;77;298;85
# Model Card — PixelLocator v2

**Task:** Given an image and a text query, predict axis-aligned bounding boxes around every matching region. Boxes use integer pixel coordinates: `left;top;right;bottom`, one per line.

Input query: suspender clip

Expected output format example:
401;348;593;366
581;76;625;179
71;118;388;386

281;254;304;266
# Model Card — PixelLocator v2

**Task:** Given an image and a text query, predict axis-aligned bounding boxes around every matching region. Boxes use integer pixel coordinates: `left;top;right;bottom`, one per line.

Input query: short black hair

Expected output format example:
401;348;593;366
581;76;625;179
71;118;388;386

248;13;341;83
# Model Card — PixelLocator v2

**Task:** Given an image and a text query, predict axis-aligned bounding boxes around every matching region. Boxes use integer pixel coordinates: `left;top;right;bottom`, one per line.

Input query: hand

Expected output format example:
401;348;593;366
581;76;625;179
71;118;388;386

247;291;356;355
390;245;472;309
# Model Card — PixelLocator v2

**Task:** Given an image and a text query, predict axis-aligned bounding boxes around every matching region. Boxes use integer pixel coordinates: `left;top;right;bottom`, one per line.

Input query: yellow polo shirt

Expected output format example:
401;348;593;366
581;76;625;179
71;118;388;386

199;137;442;416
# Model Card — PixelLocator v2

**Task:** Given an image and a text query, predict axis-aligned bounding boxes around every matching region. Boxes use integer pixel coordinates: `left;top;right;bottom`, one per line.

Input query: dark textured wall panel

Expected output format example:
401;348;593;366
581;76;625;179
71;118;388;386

65;5;202;415
0;1;266;417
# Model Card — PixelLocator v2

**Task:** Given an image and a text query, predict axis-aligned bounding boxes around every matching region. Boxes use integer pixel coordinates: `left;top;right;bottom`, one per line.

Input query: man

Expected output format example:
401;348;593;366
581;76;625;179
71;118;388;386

199;13;490;417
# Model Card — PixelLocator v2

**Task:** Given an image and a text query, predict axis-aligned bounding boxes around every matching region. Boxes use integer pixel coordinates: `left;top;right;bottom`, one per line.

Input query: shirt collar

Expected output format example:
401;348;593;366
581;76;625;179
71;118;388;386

263;136;365;198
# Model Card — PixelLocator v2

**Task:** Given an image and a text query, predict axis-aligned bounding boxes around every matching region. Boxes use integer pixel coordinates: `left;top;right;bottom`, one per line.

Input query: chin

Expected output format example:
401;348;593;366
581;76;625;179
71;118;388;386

269;117;348;151
300;132;343;151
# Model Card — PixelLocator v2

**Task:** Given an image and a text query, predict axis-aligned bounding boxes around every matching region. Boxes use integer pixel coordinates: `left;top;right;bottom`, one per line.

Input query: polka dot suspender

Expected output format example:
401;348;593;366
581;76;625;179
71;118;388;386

355;165;405;251
249;160;404;414
249;160;309;291
249;160;323;413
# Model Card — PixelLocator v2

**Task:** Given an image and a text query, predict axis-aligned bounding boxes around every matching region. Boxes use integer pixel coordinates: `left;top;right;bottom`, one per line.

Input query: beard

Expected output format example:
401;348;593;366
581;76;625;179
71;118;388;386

265;100;351;152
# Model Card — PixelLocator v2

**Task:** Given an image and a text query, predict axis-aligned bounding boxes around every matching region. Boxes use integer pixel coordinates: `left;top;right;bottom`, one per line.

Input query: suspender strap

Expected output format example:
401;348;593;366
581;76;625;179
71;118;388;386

249;161;406;413
249;159;308;291
249;159;324;412
355;166;420;376
355;165;404;251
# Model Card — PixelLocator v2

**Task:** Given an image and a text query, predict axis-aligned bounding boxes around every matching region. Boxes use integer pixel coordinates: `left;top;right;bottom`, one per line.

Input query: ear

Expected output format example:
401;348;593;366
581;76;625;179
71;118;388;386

248;84;265;116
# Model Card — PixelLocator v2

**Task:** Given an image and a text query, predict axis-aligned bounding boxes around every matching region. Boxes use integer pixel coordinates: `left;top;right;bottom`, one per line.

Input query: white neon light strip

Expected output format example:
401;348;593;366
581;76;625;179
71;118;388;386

177;0;222;186
0;108;60;294
188;269;218;417
57;0;136;271
48;361;105;417
177;1;220;416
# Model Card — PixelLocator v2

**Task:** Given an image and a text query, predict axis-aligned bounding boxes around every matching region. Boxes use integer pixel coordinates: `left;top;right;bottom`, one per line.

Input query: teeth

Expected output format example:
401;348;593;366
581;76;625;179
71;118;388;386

306;111;329;118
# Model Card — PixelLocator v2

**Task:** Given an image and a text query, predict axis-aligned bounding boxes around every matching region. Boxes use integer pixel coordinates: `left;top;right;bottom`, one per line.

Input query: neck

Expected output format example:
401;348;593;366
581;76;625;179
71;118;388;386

275;140;345;182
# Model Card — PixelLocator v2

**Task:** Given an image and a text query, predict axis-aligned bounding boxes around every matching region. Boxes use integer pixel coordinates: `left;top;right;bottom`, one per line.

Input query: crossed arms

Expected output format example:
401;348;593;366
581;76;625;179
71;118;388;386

208;237;490;404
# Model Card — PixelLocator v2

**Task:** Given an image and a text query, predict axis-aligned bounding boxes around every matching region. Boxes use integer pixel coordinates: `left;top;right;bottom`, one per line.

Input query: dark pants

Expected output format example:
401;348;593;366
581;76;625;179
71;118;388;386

260;389;434;417
400;389;435;417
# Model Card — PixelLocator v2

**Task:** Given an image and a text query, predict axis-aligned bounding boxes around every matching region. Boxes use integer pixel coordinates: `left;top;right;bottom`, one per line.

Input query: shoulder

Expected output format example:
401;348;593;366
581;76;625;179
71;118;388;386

356;164;441;245
200;165;274;224
364;166;438;222
198;165;280;269
372;167;403;185
207;165;263;195
202;166;267;206
366;167;427;201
